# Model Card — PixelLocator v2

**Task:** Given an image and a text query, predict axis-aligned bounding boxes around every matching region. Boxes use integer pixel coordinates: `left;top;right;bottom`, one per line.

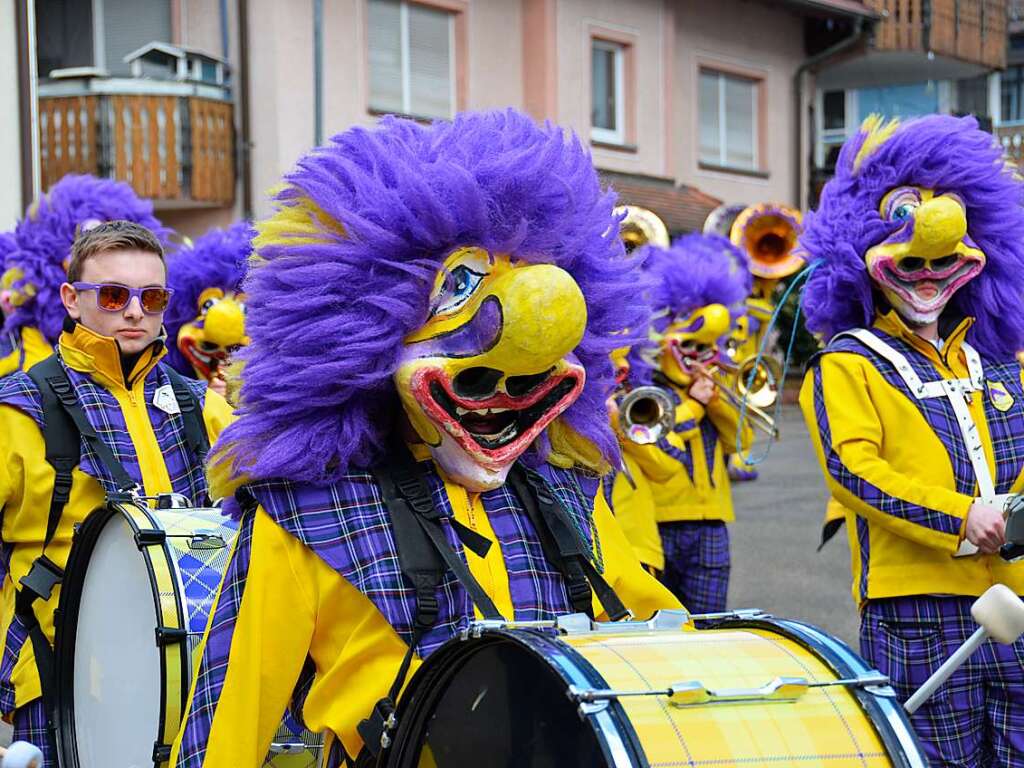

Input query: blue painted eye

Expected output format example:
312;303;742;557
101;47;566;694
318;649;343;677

892;203;916;221
432;264;486;316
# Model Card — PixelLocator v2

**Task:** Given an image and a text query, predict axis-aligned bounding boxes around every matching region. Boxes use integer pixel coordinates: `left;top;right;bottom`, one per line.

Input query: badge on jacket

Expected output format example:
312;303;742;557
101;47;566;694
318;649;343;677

153;384;181;415
987;381;1014;412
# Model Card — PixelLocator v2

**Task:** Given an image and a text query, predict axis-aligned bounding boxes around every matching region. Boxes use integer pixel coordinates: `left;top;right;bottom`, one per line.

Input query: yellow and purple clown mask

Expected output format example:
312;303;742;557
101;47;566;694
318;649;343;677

396;247;588;490
657;303;732;387
176;288;248;380
866;184;985;326
211;110;643;493
165;221;253;384
800;114;1024;346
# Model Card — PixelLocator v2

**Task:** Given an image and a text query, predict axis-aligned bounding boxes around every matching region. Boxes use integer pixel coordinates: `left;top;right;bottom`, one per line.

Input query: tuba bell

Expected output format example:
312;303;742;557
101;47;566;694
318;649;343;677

617;385;676;445
614;206;670;253
704;203;804;282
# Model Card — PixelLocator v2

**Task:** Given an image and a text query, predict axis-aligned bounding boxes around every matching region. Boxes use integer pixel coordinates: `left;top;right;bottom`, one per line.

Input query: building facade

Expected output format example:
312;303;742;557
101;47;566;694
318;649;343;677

6;0;1011;239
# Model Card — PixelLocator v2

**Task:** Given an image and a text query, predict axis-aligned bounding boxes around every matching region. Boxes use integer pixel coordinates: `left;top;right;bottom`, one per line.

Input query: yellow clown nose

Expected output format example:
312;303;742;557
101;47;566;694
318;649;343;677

203;298;248;348
908;195;968;260
483;264;587;375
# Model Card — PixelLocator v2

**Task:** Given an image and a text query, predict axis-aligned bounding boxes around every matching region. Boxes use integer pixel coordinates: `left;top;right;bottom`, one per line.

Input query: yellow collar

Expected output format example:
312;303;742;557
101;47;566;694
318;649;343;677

873;310;974;370
58;323;166;391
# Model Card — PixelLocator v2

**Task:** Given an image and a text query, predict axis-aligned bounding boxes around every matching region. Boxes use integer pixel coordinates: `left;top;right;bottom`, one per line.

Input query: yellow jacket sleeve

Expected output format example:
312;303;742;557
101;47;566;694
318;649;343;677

799;354;972;554
591;489;682;618
705;393;754;454
201;388;234;443
621;440;678;484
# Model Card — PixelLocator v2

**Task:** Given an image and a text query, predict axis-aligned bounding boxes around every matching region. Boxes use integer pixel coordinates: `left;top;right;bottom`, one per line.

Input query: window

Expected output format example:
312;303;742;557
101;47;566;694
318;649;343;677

591;40;625;144
699;69;759;172
368;0;455;119
1003;66;1024;123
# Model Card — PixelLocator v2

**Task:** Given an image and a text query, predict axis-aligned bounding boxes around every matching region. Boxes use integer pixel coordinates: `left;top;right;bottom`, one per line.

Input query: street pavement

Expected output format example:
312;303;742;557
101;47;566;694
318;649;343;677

728;403;861;648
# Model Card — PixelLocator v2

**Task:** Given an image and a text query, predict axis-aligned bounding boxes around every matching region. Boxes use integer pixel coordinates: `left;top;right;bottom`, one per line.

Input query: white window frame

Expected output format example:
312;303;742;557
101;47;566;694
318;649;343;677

590;39;625;145
814;87;858;168
700;69;760;171
369;0;456;120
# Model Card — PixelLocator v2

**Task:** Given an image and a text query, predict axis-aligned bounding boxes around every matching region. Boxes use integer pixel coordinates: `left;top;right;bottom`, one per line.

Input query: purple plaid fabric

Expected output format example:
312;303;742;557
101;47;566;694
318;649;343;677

251;462;594;656
655;385;717;486
980;358;1024;493
658;520;730;614
175;511;255;768
862;595;1024;767
12;699;56;768
811;365;964;537
176;461;601;768
0;358;210;716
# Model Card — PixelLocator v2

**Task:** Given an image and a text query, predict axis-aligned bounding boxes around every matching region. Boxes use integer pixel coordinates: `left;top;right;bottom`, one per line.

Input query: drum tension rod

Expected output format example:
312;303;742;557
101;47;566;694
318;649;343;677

568;671;891;708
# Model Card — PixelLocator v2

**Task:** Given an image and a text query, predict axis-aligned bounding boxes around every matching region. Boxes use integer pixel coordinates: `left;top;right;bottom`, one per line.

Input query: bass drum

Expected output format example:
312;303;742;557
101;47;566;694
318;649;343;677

55;500;323;768
386;612;927;768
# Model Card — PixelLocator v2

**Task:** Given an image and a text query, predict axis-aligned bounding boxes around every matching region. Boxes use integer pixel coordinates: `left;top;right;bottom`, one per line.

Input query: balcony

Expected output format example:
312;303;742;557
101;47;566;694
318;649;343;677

868;0;1006;68
37;79;235;209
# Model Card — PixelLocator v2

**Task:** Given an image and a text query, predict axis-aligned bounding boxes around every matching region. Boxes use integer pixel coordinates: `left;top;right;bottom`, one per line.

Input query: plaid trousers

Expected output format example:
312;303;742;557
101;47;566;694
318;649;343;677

862;595;1024;768
658;520;730;614
12;698;56;767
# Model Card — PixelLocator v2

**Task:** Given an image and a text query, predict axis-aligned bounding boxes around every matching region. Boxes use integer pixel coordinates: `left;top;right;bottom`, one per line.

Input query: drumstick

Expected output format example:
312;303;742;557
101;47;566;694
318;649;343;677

0;741;45;768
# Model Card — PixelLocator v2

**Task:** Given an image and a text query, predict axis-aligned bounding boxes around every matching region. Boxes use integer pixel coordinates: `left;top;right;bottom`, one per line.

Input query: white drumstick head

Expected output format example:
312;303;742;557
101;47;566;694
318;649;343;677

971;584;1024;644
2;740;45;768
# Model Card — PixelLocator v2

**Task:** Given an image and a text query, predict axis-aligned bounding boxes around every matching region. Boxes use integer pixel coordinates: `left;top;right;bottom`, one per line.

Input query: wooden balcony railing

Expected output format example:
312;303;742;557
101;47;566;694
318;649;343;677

38;89;235;207
866;0;1007;69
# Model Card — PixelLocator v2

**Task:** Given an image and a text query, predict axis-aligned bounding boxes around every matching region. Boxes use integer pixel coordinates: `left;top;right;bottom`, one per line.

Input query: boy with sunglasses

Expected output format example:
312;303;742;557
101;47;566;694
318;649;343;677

0;220;233;762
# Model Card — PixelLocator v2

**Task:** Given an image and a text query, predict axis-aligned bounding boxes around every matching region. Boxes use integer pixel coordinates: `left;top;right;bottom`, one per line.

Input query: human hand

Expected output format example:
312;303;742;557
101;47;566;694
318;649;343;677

966;502;1006;554
209;374;228;398
688;372;716;405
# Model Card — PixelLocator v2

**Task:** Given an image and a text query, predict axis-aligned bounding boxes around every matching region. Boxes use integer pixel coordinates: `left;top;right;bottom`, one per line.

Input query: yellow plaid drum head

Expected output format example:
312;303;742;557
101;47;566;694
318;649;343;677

386;612;927;767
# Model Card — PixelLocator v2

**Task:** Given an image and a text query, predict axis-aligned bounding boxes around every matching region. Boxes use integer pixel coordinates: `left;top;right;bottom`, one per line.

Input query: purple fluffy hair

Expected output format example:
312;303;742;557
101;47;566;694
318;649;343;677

2;174;172;343
164;221;254;374
216;109;646;485
801;114;1024;357
627;233;751;383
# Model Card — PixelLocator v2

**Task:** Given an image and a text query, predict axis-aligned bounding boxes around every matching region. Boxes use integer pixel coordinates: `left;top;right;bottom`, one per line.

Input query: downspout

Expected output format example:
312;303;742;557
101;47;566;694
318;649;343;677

313;0;323;146
793;15;872;210
15;0;39;207
238;0;254;219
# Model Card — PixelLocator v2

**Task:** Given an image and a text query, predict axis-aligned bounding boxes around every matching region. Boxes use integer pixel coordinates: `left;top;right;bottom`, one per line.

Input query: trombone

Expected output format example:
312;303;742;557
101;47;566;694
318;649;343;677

703;356;779;439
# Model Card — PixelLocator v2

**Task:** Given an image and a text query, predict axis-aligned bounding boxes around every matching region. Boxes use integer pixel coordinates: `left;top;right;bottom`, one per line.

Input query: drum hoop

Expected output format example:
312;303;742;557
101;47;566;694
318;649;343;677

388;629;646;768
718;617;927;768
54;500;190;767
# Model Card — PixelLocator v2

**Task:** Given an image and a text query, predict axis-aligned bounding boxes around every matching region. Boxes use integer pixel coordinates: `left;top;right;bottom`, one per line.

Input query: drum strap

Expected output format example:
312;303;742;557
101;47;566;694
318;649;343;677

507;465;629;621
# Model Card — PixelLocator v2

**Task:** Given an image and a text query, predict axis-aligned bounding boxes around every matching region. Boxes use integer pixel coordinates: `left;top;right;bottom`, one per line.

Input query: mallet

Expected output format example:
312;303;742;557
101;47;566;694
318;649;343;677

905;583;1024;714
0;741;44;768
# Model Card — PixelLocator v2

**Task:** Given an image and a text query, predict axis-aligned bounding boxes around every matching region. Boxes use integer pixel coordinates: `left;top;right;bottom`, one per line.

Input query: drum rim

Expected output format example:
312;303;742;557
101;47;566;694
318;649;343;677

718;617;928;768
54;500;190;768
387;628;646;768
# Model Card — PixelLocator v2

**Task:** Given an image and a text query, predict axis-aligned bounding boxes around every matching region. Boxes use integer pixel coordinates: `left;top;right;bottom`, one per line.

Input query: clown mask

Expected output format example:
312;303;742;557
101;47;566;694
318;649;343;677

395;247;587;491
658;303;732;387
866;187;985;326
0;267;36;316
176;287;248;381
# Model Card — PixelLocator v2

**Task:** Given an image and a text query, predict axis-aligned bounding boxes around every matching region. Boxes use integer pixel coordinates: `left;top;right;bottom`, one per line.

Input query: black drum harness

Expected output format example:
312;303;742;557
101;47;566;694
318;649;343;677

349;445;629;766
17;353;208;732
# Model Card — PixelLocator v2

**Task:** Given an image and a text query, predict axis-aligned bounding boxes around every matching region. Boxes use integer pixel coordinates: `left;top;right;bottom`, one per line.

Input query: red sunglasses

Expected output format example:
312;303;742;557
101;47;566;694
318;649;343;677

71;282;174;314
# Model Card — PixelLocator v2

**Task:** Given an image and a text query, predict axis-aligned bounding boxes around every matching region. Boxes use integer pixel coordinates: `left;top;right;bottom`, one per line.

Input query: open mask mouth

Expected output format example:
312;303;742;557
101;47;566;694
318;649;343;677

411;364;585;466
670;339;718;374
179;335;235;379
874;254;984;312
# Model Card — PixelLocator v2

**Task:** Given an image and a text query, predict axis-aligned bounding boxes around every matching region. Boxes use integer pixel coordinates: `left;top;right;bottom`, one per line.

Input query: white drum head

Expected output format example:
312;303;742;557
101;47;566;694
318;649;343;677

72;513;163;768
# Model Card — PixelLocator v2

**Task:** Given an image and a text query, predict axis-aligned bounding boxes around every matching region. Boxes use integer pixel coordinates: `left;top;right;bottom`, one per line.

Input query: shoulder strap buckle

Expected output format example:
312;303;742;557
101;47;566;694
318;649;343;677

17;555;64;607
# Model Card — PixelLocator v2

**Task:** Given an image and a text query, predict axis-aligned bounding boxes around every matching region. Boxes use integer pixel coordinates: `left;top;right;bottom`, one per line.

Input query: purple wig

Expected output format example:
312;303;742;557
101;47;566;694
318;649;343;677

801;114;1024;357
627;233;751;382
164;221;254;374
2;174;172;343
216;109;646;485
